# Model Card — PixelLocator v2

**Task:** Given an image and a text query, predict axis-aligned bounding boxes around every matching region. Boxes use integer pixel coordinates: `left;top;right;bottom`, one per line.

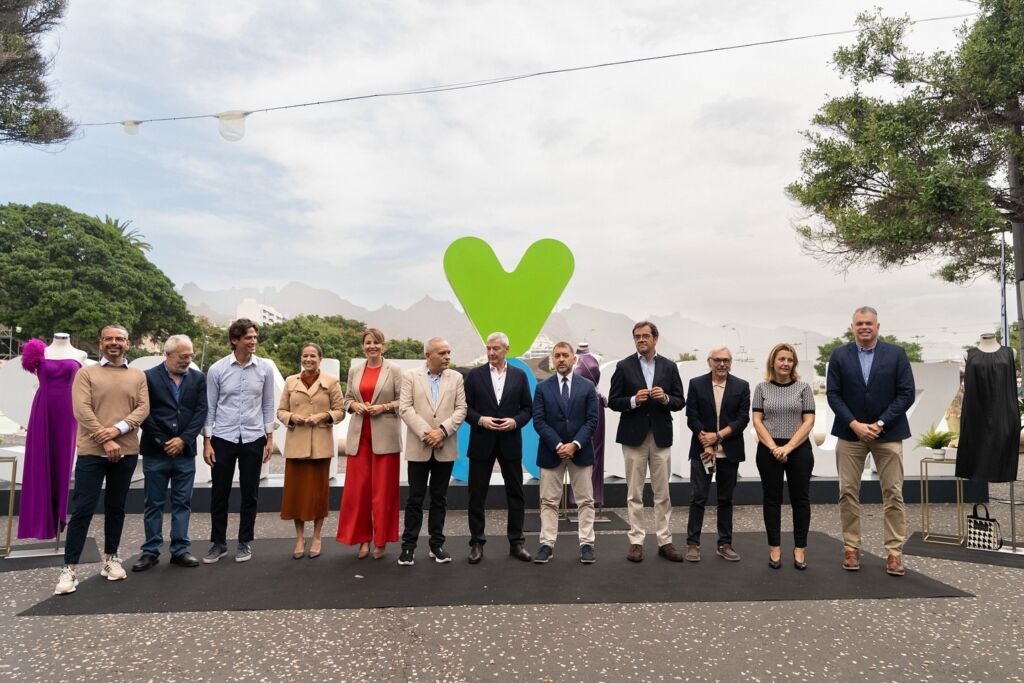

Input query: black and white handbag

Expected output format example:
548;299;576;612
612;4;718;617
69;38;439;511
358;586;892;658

966;503;1003;551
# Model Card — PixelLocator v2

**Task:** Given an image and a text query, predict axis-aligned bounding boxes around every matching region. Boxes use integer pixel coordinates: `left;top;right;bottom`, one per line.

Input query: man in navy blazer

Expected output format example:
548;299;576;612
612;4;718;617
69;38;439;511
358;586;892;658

608;321;686;562
464;332;534;564
133;335;208;571
684;347;750;562
827;306;916;576
532;342;600;564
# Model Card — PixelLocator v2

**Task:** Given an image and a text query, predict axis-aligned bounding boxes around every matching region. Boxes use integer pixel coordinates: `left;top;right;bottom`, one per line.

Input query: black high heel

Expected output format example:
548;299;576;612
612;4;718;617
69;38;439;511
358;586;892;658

768;550;782;569
793;549;807;570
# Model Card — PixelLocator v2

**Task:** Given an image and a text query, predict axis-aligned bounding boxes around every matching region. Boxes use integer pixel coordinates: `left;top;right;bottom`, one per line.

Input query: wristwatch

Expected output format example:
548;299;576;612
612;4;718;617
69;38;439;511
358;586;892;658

877;420;885;428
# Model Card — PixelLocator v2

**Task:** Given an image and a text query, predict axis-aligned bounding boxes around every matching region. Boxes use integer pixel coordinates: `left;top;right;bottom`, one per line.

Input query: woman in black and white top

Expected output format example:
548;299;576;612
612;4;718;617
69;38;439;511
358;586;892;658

752;343;816;570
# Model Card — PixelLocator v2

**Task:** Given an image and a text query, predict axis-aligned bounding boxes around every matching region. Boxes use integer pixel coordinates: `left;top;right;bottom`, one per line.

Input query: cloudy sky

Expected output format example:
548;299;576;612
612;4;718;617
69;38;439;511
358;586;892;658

1;0;1004;357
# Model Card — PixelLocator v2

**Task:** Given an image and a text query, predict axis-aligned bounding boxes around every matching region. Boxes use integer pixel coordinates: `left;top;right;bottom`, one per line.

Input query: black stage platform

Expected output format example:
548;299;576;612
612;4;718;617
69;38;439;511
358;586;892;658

1;476;985;515
18;531;970;616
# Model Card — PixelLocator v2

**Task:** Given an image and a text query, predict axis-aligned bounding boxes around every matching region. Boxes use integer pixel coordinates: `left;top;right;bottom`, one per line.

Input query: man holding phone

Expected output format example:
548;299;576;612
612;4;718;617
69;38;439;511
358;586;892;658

464;332;534;564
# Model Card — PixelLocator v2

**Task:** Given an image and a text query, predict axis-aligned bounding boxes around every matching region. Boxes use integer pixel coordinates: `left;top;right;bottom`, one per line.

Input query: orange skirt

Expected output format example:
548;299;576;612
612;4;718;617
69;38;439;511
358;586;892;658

280;458;331;521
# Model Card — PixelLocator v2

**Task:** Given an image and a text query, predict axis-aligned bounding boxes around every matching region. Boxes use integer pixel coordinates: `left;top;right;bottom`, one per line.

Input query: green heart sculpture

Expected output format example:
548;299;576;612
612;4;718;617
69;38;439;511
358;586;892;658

444;237;574;357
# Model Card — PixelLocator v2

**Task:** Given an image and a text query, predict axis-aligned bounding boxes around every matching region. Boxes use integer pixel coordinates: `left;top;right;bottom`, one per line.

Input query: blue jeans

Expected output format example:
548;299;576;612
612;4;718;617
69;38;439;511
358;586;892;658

141;454;196;557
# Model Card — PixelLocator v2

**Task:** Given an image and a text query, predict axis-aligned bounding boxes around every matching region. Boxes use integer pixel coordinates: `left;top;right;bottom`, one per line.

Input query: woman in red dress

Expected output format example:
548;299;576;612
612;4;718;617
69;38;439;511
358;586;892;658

336;328;403;559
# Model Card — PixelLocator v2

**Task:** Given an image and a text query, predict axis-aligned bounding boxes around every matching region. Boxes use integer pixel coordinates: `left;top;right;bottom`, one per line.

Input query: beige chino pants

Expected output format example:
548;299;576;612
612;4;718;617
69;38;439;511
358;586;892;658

622;432;673;546
836;438;906;554
538;460;595;548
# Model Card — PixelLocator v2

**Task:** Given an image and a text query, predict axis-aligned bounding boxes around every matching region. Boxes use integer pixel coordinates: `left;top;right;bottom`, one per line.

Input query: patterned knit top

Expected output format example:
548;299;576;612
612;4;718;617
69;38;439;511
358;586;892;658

751;380;815;441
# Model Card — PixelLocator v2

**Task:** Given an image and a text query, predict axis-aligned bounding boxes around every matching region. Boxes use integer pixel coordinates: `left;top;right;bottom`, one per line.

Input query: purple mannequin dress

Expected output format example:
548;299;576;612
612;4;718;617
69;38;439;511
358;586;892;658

572;347;607;508
17;339;80;540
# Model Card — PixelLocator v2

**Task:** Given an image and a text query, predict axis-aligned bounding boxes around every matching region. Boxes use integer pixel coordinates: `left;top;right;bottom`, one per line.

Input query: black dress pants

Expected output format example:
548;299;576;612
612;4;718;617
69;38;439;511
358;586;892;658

401;454;455;550
755;440;814;547
686;458;739;546
210;435;265;546
467;451;525;547
64;454;138;564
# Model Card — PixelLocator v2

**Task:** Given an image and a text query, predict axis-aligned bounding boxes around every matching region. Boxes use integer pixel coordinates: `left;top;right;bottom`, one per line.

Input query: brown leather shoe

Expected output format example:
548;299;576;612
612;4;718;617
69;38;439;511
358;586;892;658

626;544;644;562
685;544;701;562
842;548;860;571
658;543;684;562
716;544;741;562
886;553;906;576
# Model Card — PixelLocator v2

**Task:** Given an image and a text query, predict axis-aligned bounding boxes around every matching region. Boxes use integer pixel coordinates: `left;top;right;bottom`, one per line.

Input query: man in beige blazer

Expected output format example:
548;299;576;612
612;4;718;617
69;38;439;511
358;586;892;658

398;337;467;566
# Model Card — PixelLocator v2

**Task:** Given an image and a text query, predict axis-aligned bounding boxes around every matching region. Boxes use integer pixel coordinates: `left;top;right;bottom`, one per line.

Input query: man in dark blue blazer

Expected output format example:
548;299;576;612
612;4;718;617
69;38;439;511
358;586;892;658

532;342;600;564
133;335;208;571
685;347;750;562
464;332;534;564
827;306;915;576
608;321;686;562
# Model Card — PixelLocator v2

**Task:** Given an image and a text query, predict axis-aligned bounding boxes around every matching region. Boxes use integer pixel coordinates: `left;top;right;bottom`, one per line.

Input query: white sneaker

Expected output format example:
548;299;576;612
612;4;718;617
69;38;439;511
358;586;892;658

100;555;127;581
54;566;78;595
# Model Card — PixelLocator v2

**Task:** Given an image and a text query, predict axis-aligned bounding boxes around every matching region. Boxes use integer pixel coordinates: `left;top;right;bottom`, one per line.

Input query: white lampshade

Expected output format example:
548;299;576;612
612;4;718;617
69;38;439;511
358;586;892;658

122;120;142;135
215;110;249;142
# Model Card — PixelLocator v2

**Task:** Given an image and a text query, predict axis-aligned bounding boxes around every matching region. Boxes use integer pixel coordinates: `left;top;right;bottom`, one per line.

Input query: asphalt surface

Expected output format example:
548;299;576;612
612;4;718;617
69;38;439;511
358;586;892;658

1;502;1021;682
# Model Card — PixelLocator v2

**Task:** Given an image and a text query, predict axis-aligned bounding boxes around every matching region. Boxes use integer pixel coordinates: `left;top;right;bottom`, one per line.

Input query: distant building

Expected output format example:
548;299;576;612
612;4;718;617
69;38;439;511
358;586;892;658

519;334;555;360
236;298;288;327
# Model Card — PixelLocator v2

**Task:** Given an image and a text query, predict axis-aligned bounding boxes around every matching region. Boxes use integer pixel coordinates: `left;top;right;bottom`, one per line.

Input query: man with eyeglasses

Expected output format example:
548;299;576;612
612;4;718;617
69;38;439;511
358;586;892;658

609;321;686;563
132;335;208;572
56;325;150;595
684;347;750;563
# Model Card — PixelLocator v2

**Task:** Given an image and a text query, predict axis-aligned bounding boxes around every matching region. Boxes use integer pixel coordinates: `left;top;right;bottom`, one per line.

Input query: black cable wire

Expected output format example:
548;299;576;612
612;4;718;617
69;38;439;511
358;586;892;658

80;12;977;128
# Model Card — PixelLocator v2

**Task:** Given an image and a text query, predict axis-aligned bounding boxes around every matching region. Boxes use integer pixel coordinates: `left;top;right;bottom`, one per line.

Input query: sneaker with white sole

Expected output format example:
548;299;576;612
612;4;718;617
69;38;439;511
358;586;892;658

235;542;252;563
428;546;451;563
100;555;127;581
54;566;78;595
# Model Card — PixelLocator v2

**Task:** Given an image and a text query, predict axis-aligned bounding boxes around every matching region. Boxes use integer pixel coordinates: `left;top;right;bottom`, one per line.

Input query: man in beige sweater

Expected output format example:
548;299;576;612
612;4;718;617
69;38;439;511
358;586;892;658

55;324;149;595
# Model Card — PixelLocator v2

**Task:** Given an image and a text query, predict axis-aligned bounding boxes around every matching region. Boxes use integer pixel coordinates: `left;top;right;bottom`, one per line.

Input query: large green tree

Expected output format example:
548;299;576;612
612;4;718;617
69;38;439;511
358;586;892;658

815;331;923;377
0;202;197;350
258;315;422;382
0;0;74;145
787;2;1024;283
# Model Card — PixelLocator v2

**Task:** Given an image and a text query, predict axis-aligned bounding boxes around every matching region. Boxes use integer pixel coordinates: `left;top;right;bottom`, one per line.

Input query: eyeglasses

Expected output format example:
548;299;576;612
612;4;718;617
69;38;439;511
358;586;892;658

101;336;128;343
710;358;732;364
633;334;654;341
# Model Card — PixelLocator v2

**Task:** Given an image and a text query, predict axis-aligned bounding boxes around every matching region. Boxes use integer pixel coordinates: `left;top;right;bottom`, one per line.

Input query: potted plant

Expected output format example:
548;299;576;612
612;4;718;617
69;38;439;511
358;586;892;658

916;424;957;458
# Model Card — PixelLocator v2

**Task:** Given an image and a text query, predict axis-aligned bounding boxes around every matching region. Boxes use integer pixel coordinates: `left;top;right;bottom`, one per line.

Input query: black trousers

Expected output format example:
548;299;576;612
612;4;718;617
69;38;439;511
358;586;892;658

210;435;265;546
755;440;814;548
686;458;739;546
467;451;525;547
401;455;455;550
64;454;138;564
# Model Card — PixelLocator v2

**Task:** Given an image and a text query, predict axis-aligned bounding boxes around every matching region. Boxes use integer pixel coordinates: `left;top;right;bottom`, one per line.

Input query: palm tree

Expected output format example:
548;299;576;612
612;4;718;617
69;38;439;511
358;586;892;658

101;215;153;252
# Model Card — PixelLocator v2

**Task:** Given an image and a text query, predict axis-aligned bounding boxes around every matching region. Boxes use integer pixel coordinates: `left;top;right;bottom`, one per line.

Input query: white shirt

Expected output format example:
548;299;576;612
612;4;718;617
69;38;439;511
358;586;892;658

490;362;507;403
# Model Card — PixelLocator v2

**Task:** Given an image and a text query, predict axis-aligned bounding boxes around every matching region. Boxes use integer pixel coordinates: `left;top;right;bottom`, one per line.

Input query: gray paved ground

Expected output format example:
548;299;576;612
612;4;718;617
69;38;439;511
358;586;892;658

1;502;1022;682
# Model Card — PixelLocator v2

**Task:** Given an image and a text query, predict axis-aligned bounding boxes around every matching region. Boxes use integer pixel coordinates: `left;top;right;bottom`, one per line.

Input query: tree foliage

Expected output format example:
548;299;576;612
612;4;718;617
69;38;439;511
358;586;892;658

787;1;1024;283
815;330;924;378
0;202;197;350
257;314;423;382
0;0;75;145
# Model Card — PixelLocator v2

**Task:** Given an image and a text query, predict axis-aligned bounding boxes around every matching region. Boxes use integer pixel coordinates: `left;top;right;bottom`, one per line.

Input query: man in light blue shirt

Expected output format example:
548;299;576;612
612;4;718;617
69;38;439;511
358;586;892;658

202;318;277;564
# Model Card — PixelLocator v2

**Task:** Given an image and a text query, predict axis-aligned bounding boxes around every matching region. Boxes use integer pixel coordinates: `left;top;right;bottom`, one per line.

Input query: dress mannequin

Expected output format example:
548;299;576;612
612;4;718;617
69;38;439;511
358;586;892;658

956;333;1020;482
45;333;88;364
17;335;83;539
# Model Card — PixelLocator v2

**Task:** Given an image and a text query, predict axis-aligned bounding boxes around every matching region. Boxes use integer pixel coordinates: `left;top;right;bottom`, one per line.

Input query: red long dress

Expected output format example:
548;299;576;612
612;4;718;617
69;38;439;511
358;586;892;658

335;365;400;546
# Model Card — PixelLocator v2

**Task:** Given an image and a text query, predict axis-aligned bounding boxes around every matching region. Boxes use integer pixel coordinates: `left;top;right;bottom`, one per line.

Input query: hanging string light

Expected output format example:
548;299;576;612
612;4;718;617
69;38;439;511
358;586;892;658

90;12;975;142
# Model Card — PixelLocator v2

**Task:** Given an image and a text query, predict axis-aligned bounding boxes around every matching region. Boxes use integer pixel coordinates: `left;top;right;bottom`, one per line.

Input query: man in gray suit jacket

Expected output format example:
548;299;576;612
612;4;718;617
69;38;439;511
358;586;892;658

397;337;467;566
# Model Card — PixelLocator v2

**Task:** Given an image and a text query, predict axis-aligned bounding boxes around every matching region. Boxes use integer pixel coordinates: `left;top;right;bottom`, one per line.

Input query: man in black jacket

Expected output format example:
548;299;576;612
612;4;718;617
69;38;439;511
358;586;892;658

684;347;750;563
464;332;533;564
133;335;208;571
609;321;685;562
